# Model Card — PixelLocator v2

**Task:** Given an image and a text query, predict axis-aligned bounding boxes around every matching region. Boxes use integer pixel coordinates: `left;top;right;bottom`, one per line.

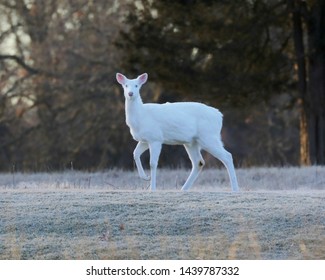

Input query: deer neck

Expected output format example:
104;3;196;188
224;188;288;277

125;96;144;129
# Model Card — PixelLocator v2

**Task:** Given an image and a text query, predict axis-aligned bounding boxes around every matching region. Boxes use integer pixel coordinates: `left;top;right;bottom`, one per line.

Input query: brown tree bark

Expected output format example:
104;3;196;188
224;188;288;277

289;0;310;165
306;1;325;164
290;0;325;165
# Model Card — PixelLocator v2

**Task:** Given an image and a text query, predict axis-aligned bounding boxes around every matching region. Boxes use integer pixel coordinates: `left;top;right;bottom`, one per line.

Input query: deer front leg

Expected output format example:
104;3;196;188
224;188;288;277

133;142;150;181
148;142;162;191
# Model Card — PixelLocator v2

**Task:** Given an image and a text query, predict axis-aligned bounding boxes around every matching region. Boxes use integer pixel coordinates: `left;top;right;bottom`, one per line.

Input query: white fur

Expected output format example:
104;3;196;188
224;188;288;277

116;73;239;192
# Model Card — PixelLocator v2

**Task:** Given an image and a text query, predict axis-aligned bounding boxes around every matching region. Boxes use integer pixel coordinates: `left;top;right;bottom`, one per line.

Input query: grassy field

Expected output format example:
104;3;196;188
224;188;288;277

0;166;324;259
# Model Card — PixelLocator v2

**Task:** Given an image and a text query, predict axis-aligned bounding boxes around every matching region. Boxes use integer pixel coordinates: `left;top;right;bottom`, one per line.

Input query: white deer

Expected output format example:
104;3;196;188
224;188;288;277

116;73;239;192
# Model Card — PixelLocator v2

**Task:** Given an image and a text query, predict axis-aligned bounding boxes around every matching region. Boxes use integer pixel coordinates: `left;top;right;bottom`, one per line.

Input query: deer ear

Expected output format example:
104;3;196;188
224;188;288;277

116;73;126;85
138;73;148;85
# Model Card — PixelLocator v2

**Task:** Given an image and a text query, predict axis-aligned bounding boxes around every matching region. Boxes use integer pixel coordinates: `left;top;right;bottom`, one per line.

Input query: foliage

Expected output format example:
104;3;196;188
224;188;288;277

0;0;132;170
120;0;292;106
0;0;324;170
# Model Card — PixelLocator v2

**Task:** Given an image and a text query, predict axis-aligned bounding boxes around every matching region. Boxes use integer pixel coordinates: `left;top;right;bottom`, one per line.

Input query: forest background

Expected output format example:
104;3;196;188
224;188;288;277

0;0;324;172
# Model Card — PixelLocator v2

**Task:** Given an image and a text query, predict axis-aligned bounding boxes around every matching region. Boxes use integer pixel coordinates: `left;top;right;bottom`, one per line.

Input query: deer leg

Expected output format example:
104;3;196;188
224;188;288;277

133;142;150;180
203;141;239;192
148;142;162;191
181;143;205;191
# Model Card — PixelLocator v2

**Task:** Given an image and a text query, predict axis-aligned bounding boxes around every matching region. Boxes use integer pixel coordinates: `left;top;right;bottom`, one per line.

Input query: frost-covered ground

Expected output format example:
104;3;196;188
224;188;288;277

1;166;324;191
0;167;324;259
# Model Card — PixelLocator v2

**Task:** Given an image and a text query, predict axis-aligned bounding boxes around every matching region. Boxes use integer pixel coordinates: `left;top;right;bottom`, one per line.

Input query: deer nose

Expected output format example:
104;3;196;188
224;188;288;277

128;92;133;97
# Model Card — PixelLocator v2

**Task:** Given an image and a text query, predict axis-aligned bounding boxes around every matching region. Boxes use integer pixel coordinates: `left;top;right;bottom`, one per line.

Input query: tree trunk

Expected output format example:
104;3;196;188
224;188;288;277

289;0;311;165
307;1;325;164
299;104;310;165
290;0;325;165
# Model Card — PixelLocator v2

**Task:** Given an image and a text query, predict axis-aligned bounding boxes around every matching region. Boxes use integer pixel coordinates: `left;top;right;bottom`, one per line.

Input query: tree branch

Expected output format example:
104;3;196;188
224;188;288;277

0;54;39;74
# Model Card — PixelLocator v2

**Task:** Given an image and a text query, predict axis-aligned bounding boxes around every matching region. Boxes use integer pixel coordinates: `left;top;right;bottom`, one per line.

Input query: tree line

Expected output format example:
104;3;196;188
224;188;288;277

0;0;324;172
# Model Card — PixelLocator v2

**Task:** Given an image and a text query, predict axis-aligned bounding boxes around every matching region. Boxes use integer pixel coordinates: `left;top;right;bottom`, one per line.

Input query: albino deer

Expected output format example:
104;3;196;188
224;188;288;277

116;73;239;192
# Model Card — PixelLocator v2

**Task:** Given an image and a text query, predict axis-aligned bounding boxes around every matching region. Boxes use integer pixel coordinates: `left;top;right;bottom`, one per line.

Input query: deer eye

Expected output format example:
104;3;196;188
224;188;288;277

125;85;128;88
135;85;138;88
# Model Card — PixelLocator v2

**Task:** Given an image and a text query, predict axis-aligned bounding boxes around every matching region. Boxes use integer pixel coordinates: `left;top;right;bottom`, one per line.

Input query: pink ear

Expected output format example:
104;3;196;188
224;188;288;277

138;73;148;85
116;73;126;85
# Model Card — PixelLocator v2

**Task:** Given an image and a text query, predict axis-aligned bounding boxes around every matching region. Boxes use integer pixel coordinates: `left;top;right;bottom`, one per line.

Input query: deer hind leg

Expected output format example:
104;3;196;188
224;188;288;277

181;142;205;191
202;140;239;192
133;142;150;180
148;142;162;191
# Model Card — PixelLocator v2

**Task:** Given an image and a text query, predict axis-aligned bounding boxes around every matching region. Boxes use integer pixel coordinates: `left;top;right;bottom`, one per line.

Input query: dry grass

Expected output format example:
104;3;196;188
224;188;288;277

0;166;324;259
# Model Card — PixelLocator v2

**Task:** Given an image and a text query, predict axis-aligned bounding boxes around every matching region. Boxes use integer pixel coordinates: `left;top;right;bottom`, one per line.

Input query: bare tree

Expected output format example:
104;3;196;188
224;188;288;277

0;0;131;171
289;0;325;165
